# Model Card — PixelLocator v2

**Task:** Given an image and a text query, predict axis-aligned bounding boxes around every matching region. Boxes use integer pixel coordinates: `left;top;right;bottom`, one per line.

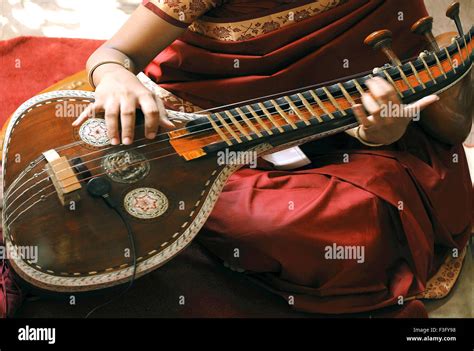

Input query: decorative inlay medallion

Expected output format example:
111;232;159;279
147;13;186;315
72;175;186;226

102;150;150;184
78;118;109;147
124;187;168;219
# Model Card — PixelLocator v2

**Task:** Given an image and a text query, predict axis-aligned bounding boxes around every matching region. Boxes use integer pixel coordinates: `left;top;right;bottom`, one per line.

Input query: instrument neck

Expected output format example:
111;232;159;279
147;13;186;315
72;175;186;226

202;27;473;152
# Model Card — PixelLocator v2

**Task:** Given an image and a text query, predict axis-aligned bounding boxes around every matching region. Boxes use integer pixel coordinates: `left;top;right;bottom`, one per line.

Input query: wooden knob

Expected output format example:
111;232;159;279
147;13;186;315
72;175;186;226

364;29;393;50
445;2;460;20
364;30;401;65
411;16;433;35
410;16;439;51
446;2;463;36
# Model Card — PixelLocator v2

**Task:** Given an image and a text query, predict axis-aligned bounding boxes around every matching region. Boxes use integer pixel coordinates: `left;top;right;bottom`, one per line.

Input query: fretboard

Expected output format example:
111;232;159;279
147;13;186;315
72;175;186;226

170;27;473;160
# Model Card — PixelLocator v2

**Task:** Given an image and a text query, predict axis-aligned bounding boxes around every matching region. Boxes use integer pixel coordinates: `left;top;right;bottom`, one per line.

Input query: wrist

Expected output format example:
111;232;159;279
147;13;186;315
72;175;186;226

88;61;132;88
355;125;385;147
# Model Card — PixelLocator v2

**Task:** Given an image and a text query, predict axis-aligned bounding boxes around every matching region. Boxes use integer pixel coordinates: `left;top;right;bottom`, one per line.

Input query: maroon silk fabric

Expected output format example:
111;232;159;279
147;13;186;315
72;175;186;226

144;0;472;314
145;0;429;108
199;127;471;313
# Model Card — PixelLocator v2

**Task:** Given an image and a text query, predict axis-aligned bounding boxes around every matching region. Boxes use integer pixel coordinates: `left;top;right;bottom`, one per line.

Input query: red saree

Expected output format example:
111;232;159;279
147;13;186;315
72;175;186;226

143;0;472;314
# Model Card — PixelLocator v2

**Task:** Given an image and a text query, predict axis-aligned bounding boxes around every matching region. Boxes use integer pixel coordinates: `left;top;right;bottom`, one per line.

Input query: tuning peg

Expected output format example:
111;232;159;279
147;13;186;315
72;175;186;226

364;29;401;66
411;16;440;52
446;2;463;36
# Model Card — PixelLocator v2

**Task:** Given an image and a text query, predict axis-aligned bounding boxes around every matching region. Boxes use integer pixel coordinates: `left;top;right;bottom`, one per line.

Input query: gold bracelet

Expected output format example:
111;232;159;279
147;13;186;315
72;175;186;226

355;125;384;147
87;60;128;89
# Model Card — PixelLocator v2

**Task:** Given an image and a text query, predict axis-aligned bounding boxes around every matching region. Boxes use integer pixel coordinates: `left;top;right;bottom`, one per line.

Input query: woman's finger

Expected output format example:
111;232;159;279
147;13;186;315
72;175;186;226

120;99;137;145
366;77;398;103
138;94;161;139
155;96;175;130
352;104;372;128
404;95;440;119
104;101;120;145
361;93;381;123
72;103;95;126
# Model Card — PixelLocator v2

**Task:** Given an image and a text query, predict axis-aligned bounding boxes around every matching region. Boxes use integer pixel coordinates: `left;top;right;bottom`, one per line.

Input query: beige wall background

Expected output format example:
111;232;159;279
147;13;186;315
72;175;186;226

0;0;472;40
427;0;473;35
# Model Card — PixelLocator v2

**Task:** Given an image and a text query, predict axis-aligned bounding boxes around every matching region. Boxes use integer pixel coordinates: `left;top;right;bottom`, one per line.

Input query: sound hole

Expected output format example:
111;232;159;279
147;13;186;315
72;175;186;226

102;150;150;184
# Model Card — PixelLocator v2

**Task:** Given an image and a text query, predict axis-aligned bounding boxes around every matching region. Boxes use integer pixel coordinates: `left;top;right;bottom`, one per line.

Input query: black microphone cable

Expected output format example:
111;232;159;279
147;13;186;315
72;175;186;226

84;177;137;318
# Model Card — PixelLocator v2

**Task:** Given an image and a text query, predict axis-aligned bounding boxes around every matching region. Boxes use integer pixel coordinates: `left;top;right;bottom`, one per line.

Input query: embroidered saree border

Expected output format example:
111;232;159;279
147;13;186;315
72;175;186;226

143;0;223;27
189;0;343;41
415;246;468;300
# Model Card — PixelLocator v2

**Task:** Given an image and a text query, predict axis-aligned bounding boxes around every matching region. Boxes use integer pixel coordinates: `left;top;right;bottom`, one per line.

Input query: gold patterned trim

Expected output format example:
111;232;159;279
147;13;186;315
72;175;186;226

416;247;467;300
154;84;203;113
144;0;222;26
189;0;343;41
137;73;203;113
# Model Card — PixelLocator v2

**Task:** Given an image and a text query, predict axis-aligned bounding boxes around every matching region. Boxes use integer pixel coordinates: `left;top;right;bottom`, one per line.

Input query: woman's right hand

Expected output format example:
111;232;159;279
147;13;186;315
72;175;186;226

72;66;174;145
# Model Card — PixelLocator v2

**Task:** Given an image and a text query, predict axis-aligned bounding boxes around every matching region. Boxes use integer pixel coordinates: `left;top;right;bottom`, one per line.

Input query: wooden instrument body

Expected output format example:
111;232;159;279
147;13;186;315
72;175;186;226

1;91;239;292
2;91;354;292
419;32;474;144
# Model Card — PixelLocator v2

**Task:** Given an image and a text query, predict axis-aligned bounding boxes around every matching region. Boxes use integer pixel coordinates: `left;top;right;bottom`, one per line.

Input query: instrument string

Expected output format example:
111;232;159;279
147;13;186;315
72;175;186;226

5;97;357;209
4;90;346;202
9;43;461;211
6;93;358;223
5;146;219;226
15;66;375;162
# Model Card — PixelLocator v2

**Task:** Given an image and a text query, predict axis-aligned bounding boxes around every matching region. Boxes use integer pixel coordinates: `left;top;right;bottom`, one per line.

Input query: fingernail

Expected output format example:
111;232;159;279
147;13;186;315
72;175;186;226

147;133;156;139
434;95;440;101
111;138;119;145
123;137;132;145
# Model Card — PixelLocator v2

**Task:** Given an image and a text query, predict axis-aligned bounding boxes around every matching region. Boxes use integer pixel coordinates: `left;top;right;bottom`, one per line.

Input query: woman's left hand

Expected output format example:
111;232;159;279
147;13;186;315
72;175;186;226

352;76;439;145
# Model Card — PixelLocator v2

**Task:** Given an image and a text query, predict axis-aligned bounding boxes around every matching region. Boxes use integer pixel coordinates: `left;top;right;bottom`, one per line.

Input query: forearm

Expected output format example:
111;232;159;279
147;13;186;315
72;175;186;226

86;5;185;88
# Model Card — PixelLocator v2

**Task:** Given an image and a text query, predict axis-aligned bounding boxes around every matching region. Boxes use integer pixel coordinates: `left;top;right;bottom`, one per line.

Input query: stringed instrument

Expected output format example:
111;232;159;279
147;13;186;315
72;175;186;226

3;5;473;292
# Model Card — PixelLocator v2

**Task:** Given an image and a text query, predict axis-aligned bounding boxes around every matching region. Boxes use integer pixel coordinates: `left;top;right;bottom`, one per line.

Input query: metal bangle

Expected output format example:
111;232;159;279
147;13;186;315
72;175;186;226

355;125;385;147
87;61;127;89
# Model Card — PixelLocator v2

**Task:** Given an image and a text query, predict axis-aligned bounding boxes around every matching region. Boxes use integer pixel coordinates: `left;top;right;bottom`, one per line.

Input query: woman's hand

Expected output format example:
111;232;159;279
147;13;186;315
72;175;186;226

352;77;439;145
72;66;174;145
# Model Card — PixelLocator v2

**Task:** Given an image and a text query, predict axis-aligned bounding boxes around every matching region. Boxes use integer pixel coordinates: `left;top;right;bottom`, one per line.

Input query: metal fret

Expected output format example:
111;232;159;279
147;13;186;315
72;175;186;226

463;35;469;62
382;70;403;97
322;87;347;116
444;47;456;73
419;53;437;83
433;52;447;79
224;110;252;140
396;66;416;93
309;90;334;119
205;114;232;146
337;83;356;105
214;112;242;143
454;38;465;66
408;62;426;88
469;33;473;55
270;99;297;129
297;93;323;123
246;105;273;135
352;79;365;96
235;107;262;137
257;102;285;132
284;96;310;126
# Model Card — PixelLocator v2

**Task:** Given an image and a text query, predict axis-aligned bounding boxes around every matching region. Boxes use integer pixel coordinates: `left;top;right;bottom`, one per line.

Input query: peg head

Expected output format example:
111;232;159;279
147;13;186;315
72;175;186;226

410;16;434;35
364;29;393;50
446;2;460;20
364;30;401;65
410;16;439;52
